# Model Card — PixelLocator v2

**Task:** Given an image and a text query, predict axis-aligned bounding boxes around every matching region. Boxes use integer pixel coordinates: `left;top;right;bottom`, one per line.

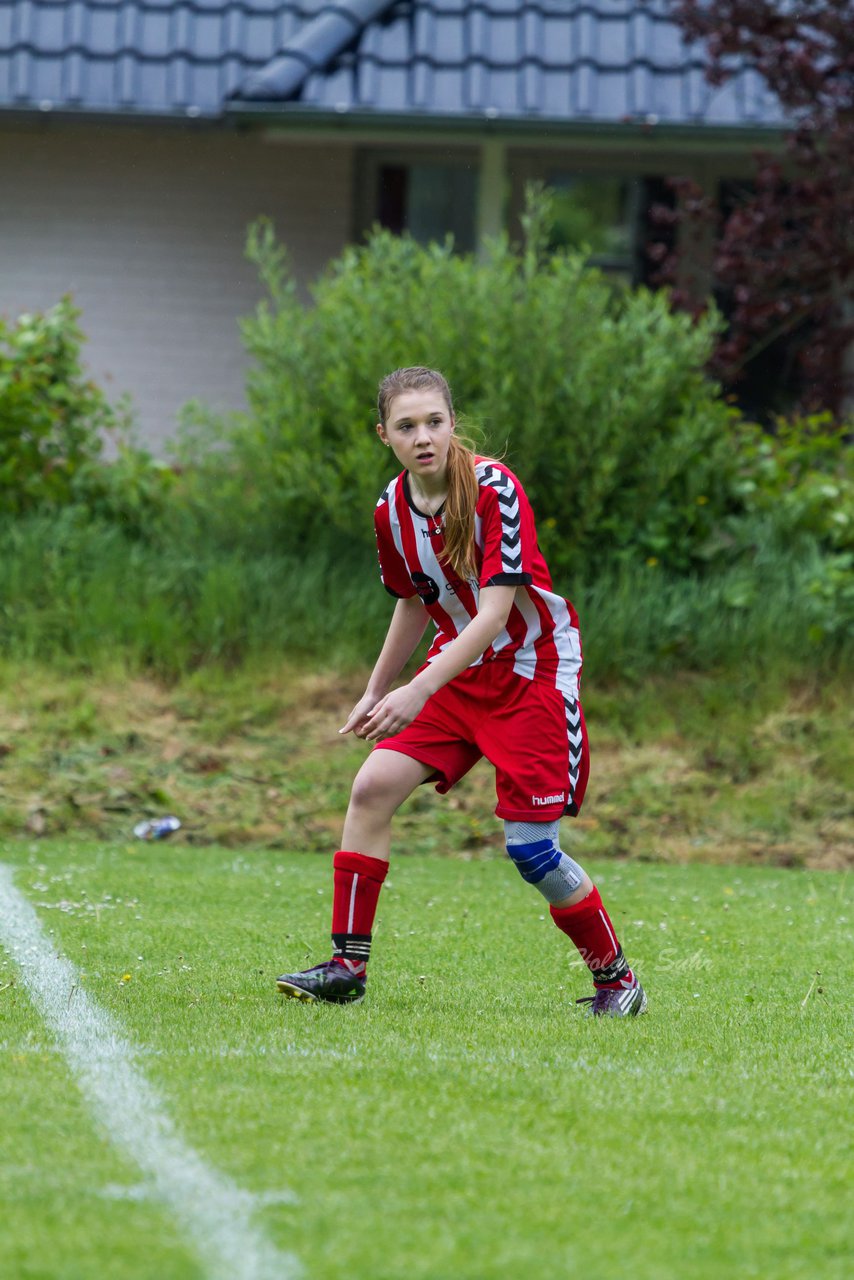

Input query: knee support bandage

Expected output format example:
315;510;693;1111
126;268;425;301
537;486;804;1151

504;819;586;904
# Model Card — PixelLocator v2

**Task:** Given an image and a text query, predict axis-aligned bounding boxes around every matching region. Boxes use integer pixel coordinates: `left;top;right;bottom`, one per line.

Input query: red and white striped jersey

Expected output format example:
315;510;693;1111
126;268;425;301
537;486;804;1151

374;459;583;698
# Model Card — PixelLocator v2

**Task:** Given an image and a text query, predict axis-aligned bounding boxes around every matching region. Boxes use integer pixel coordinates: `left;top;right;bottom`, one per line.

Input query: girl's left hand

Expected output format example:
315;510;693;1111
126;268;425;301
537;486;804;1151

358;683;427;742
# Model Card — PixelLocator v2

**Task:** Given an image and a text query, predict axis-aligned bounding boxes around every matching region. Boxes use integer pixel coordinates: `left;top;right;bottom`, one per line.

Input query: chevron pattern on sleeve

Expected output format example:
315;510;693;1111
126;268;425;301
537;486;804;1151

477;464;523;574
564;696;584;794
376;478;397;508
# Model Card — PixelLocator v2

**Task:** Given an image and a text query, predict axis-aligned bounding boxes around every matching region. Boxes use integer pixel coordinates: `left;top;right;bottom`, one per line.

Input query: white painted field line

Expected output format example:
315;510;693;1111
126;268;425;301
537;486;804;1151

0;864;301;1280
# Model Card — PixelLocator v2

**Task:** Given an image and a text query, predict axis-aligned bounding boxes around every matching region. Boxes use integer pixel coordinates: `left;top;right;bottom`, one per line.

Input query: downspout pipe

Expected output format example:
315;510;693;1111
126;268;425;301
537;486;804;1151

232;1;394;102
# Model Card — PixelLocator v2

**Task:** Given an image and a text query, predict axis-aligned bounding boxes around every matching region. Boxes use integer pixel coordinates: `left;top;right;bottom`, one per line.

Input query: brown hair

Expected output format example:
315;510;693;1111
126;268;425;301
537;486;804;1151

378;367;480;581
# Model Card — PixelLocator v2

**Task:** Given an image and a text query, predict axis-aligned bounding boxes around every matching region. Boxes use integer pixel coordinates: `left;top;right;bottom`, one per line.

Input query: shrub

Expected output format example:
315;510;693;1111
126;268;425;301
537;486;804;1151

187;199;851;591
0;299;123;514
731;413;853;558
75;442;181;540
2;207;849;677
0;297;182;535
180;197;755;578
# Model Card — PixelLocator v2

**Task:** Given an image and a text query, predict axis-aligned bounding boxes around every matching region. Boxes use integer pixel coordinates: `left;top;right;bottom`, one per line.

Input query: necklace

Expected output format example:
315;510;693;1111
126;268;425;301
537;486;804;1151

409;475;446;530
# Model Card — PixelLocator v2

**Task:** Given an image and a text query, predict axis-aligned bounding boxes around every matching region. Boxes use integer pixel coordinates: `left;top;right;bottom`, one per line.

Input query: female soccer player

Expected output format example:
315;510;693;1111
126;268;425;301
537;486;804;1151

277;367;646;1017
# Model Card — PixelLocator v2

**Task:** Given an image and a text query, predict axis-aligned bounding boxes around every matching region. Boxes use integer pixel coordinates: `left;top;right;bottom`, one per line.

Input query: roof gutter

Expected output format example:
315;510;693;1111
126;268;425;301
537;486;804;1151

0;100;787;151
224;100;787;149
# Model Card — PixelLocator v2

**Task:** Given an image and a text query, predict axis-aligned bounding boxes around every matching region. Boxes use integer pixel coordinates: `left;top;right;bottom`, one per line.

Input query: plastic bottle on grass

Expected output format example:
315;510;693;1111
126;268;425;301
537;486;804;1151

133;817;181;840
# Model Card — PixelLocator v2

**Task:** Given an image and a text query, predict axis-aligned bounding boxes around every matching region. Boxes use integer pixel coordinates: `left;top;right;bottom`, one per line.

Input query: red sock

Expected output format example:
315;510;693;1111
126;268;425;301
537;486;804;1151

330;850;389;975
550;886;633;987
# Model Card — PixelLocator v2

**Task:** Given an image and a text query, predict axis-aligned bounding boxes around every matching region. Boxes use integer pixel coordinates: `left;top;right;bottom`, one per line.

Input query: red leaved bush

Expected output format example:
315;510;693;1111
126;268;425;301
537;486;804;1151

656;0;854;414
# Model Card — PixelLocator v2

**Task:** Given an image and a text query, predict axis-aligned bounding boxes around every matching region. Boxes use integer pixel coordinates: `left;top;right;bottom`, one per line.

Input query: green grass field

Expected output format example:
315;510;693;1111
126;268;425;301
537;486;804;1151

1;839;850;1280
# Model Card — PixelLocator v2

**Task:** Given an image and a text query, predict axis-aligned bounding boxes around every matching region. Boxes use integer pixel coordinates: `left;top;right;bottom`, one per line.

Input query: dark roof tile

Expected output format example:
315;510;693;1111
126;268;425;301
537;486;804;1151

244;14;279;61
137;8;173;58
193;10;225;58
83;57;114;103
34;2;64;49
540;14;572;65
0;0;786;130
597;67;630;119
434;14;464;60
135;58;168;106
371;10;407;60
87;9;120;57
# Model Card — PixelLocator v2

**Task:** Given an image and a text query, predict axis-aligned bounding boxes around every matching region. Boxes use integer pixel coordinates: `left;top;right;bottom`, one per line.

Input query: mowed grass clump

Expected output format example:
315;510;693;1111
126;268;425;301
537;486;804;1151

1;660;850;870
1;840;850;1280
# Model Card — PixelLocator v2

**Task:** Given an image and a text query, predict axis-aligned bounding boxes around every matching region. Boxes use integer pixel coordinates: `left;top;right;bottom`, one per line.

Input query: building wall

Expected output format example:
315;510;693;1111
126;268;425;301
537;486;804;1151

0;123;354;451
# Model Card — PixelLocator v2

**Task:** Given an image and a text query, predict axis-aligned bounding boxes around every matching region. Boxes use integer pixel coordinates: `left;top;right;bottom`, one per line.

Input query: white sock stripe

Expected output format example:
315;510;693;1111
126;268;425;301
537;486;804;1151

347;873;359;935
598;908;619;954
0;864;300;1280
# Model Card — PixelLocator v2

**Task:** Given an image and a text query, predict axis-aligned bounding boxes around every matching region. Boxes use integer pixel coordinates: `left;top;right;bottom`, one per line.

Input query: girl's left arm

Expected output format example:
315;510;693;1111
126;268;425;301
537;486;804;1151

358;584;516;742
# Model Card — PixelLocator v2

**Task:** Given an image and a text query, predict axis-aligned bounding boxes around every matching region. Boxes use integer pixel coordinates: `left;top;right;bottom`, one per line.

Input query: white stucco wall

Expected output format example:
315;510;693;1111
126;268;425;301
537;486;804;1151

0;122;354;451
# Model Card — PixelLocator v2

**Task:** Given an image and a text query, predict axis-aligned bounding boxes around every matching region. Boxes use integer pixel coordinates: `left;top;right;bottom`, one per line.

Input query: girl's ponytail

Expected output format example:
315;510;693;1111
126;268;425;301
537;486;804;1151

442;433;479;582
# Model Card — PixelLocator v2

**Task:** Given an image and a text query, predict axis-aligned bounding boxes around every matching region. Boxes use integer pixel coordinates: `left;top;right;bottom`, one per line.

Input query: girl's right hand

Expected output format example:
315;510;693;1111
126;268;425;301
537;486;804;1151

339;693;382;738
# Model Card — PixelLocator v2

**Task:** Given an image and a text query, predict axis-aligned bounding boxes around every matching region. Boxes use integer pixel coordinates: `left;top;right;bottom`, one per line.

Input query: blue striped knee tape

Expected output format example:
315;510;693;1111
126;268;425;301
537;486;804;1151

504;819;586;903
505;837;562;884
504;819;562;883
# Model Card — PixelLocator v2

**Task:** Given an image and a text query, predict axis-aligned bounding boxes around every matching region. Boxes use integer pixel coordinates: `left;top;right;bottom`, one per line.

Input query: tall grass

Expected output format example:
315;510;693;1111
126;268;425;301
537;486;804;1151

573;544;846;681
0;513;847;682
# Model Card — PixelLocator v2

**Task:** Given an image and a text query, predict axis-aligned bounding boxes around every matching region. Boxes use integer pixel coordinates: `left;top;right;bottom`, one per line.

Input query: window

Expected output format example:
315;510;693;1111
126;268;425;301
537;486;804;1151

358;151;478;252
546;174;641;280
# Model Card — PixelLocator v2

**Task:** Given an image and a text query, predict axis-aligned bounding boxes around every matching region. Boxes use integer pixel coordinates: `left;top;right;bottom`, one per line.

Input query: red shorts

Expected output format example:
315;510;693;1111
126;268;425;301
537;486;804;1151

374;661;589;822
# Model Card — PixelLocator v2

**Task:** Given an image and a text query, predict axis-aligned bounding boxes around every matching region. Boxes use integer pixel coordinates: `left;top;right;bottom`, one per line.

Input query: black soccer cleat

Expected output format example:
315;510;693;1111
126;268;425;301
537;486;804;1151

577;976;647;1017
276;961;366;1005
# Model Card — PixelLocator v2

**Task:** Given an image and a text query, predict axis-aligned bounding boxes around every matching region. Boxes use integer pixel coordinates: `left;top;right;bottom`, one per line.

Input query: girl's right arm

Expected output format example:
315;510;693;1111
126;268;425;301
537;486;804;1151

339;595;428;737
